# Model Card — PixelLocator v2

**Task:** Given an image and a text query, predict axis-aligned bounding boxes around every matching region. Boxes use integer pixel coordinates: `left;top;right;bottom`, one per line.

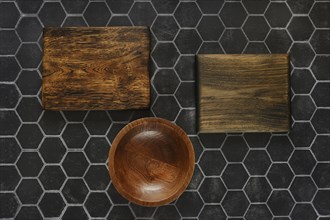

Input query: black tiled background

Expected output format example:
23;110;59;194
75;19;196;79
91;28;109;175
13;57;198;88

0;0;329;219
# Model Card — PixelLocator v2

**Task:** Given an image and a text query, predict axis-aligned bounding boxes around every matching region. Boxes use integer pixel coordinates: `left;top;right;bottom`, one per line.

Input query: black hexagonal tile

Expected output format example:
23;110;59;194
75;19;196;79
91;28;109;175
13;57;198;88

16;70;41;95
151;0;178;14
197;16;224;41
245;204;272;220
310;30;330;55
84;165;110;190
175;82;196;108
0;165;20;190
0;138;21;163
0;193;19;218
312;82;330;107
129;2;156;26
265;29;292;53
175;55;195;81
243;133;271;149
176;191;203;217
243;16;270;41
0;111;20;135
108;16;132;26
290;176;317;202
220;29;248;53
107;183;129;204
63;111;87;122
244;150;271;175
199;205;226;220
292;95;316;120
0;84;19;108
0;56;20;82
288;16;314;41
17;97;42;122
0;30;20;55
39;193;65;218
17;17;42;42
199;177;226;203
291;203;317;220
16;0;42;14
268;190;294;216
222;191;249;217
62;179;89;204
311;136;330;161
63;17;87;27
199;150;226;176
62;0;88;14
17;152;43;177
198;133;226;149
17;43;42;69
175;109;196;135
220;2;247;27
107;206;134;220
63;206;88;220
84;111;111;135
222;164;249;189
187;164;204;189
83;2;111;26
152;43;179;68
310;2;330;28
152;16;179;41
0;2;20;28
289;122;316;148
312;163;330;188
106;0;133;13
312;109;330;134
16;206;43;220
265;2;291;27
108;110;133;122
84;137;109;163
244;42;270;54
290;43;315;68
85;192;111;217
289;150;316;175
62;152;89;177
62;124;88;149
39;137;66;163
175;29;202;54
291;69;315;94
242;0;269;14
244;177;271;203
287;0;313;14
311;56;330;80
267;136;293;162
38;2;66;27
16;179;42;204
152;96;180;121
17;124;43;149
197;0;224;14
222;136;248;162
39;165;66;190
313;190;330;215
267;163;294;188
130;203;155;218
199;42;224;54
174;2;201;28
153;69;180;95
106;123;125;144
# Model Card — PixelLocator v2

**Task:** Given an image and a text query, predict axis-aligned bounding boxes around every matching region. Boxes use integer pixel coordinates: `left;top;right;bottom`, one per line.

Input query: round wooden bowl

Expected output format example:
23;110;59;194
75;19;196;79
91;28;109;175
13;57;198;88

109;117;195;207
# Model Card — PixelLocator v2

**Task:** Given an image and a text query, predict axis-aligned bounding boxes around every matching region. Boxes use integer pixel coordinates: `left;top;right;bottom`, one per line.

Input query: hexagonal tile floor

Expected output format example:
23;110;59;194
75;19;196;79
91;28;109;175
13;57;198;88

0;0;329;219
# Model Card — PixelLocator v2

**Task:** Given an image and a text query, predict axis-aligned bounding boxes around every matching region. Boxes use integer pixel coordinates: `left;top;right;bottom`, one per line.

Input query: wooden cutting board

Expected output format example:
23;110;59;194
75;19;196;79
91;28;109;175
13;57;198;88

197;54;290;133
42;27;150;110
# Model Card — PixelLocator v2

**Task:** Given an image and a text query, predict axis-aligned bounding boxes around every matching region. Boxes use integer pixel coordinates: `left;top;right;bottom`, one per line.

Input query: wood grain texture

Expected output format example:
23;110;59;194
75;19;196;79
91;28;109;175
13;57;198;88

197;54;290;133
109;118;195;207
42;27;150;110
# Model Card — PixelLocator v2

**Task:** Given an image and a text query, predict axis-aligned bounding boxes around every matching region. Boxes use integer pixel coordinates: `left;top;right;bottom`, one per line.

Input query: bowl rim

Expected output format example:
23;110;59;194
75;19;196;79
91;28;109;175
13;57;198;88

108;117;195;207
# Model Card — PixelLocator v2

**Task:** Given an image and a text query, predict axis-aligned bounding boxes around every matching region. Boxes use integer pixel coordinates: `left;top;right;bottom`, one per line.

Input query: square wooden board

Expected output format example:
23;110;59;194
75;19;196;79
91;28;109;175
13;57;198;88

42;27;150;110
197;54;290;133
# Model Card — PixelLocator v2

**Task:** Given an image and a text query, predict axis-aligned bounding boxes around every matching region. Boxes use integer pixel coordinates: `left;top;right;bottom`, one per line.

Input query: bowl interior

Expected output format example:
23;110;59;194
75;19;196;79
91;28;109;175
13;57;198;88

111;119;193;205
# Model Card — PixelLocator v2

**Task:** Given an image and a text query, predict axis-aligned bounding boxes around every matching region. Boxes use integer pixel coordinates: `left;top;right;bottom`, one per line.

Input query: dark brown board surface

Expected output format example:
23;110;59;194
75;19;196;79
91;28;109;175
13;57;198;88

42;27;150;110
197;54;290;133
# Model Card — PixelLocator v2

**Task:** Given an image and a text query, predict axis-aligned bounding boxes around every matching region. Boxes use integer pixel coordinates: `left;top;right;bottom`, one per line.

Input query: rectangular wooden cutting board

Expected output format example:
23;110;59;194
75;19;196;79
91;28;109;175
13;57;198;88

42;27;150;110
197;54;290;133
